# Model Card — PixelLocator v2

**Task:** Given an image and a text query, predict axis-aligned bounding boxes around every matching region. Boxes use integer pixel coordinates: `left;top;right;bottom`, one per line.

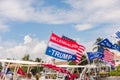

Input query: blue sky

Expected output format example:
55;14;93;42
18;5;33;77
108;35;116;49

0;0;120;61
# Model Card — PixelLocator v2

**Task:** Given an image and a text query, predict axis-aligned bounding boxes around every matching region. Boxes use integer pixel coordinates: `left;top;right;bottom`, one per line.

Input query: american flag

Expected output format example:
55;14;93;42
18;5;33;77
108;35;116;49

74;45;85;63
102;49;115;67
62;35;85;63
62;36;85;64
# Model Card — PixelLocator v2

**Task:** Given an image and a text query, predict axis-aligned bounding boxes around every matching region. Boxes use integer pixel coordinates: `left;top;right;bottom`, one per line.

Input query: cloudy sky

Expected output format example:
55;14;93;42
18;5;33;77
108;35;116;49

0;0;120;61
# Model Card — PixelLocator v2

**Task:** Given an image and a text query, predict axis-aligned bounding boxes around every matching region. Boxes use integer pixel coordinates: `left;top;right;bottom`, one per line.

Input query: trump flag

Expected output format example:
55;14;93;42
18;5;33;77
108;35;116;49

87;52;104;62
46;33;85;63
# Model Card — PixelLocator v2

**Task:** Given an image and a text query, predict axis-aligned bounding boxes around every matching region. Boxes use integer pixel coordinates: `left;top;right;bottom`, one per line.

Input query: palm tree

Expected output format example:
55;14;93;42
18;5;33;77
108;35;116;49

30;57;42;75
35;58;41;62
22;54;30;61
92;37;106;68
68;54;88;65
78;55;88;65
93;37;103;51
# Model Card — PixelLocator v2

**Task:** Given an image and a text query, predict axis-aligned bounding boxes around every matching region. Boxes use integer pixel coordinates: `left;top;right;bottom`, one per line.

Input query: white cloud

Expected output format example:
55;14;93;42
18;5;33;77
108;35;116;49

0;46;4;50
0;0;27;21
24;35;32;44
0;35;48;60
75;24;93;31
7;45;27;58
0;0;119;26
31;41;47;59
63;0;120;25
84;0;118;10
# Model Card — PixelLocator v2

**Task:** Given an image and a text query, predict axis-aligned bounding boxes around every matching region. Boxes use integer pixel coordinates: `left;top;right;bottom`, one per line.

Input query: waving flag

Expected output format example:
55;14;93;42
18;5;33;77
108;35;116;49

101;49;115;67
98;38;120;52
41;64;72;78
46;33;85;63
5;68;12;74
87;52;104;61
111;31;120;39
115;31;120;39
97;47;104;53
62;35;76;42
17;67;25;76
98;38;113;49
62;35;85;63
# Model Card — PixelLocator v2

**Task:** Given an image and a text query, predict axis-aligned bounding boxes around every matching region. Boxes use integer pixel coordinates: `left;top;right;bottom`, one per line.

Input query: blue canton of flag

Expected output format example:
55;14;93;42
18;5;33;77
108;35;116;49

62;35;76;42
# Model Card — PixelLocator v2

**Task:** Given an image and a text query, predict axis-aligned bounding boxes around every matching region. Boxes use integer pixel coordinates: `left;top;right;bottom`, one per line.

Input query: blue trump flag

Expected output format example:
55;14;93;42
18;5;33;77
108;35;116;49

98;47;104;53
115;31;120;39
98;38;113;49
98;38;120;52
112;44;120;51
87;52;104;62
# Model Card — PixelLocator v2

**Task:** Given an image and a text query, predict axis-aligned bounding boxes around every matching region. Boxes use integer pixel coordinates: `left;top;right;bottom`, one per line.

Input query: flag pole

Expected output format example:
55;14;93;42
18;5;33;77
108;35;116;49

77;58;87;65
13;64;18;80
2;62;10;80
15;64;21;80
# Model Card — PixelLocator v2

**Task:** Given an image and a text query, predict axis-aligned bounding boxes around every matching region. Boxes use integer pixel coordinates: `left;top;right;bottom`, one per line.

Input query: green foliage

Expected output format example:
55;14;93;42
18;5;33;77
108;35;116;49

116;64;120;70
109;65;120;76
21;55;43;75
0;62;2;70
68;54;88;65
79;55;88;65
109;70;120;76
68;61;76;65
93;37;103;51
21;66;28;73
99;72;109;78
22;54;30;61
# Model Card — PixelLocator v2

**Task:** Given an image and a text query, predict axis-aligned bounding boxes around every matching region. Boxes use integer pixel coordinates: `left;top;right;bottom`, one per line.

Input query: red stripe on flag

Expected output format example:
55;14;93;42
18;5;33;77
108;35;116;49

102;49;115;66
50;33;84;51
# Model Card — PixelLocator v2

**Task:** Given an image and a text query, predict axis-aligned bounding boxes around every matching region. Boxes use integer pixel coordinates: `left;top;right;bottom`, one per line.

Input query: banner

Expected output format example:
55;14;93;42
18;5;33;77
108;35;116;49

112;44;120;51
98;38;120;52
46;33;85;62
87;52;104;61
98;38;113;49
97;47;104;53
46;47;76;60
